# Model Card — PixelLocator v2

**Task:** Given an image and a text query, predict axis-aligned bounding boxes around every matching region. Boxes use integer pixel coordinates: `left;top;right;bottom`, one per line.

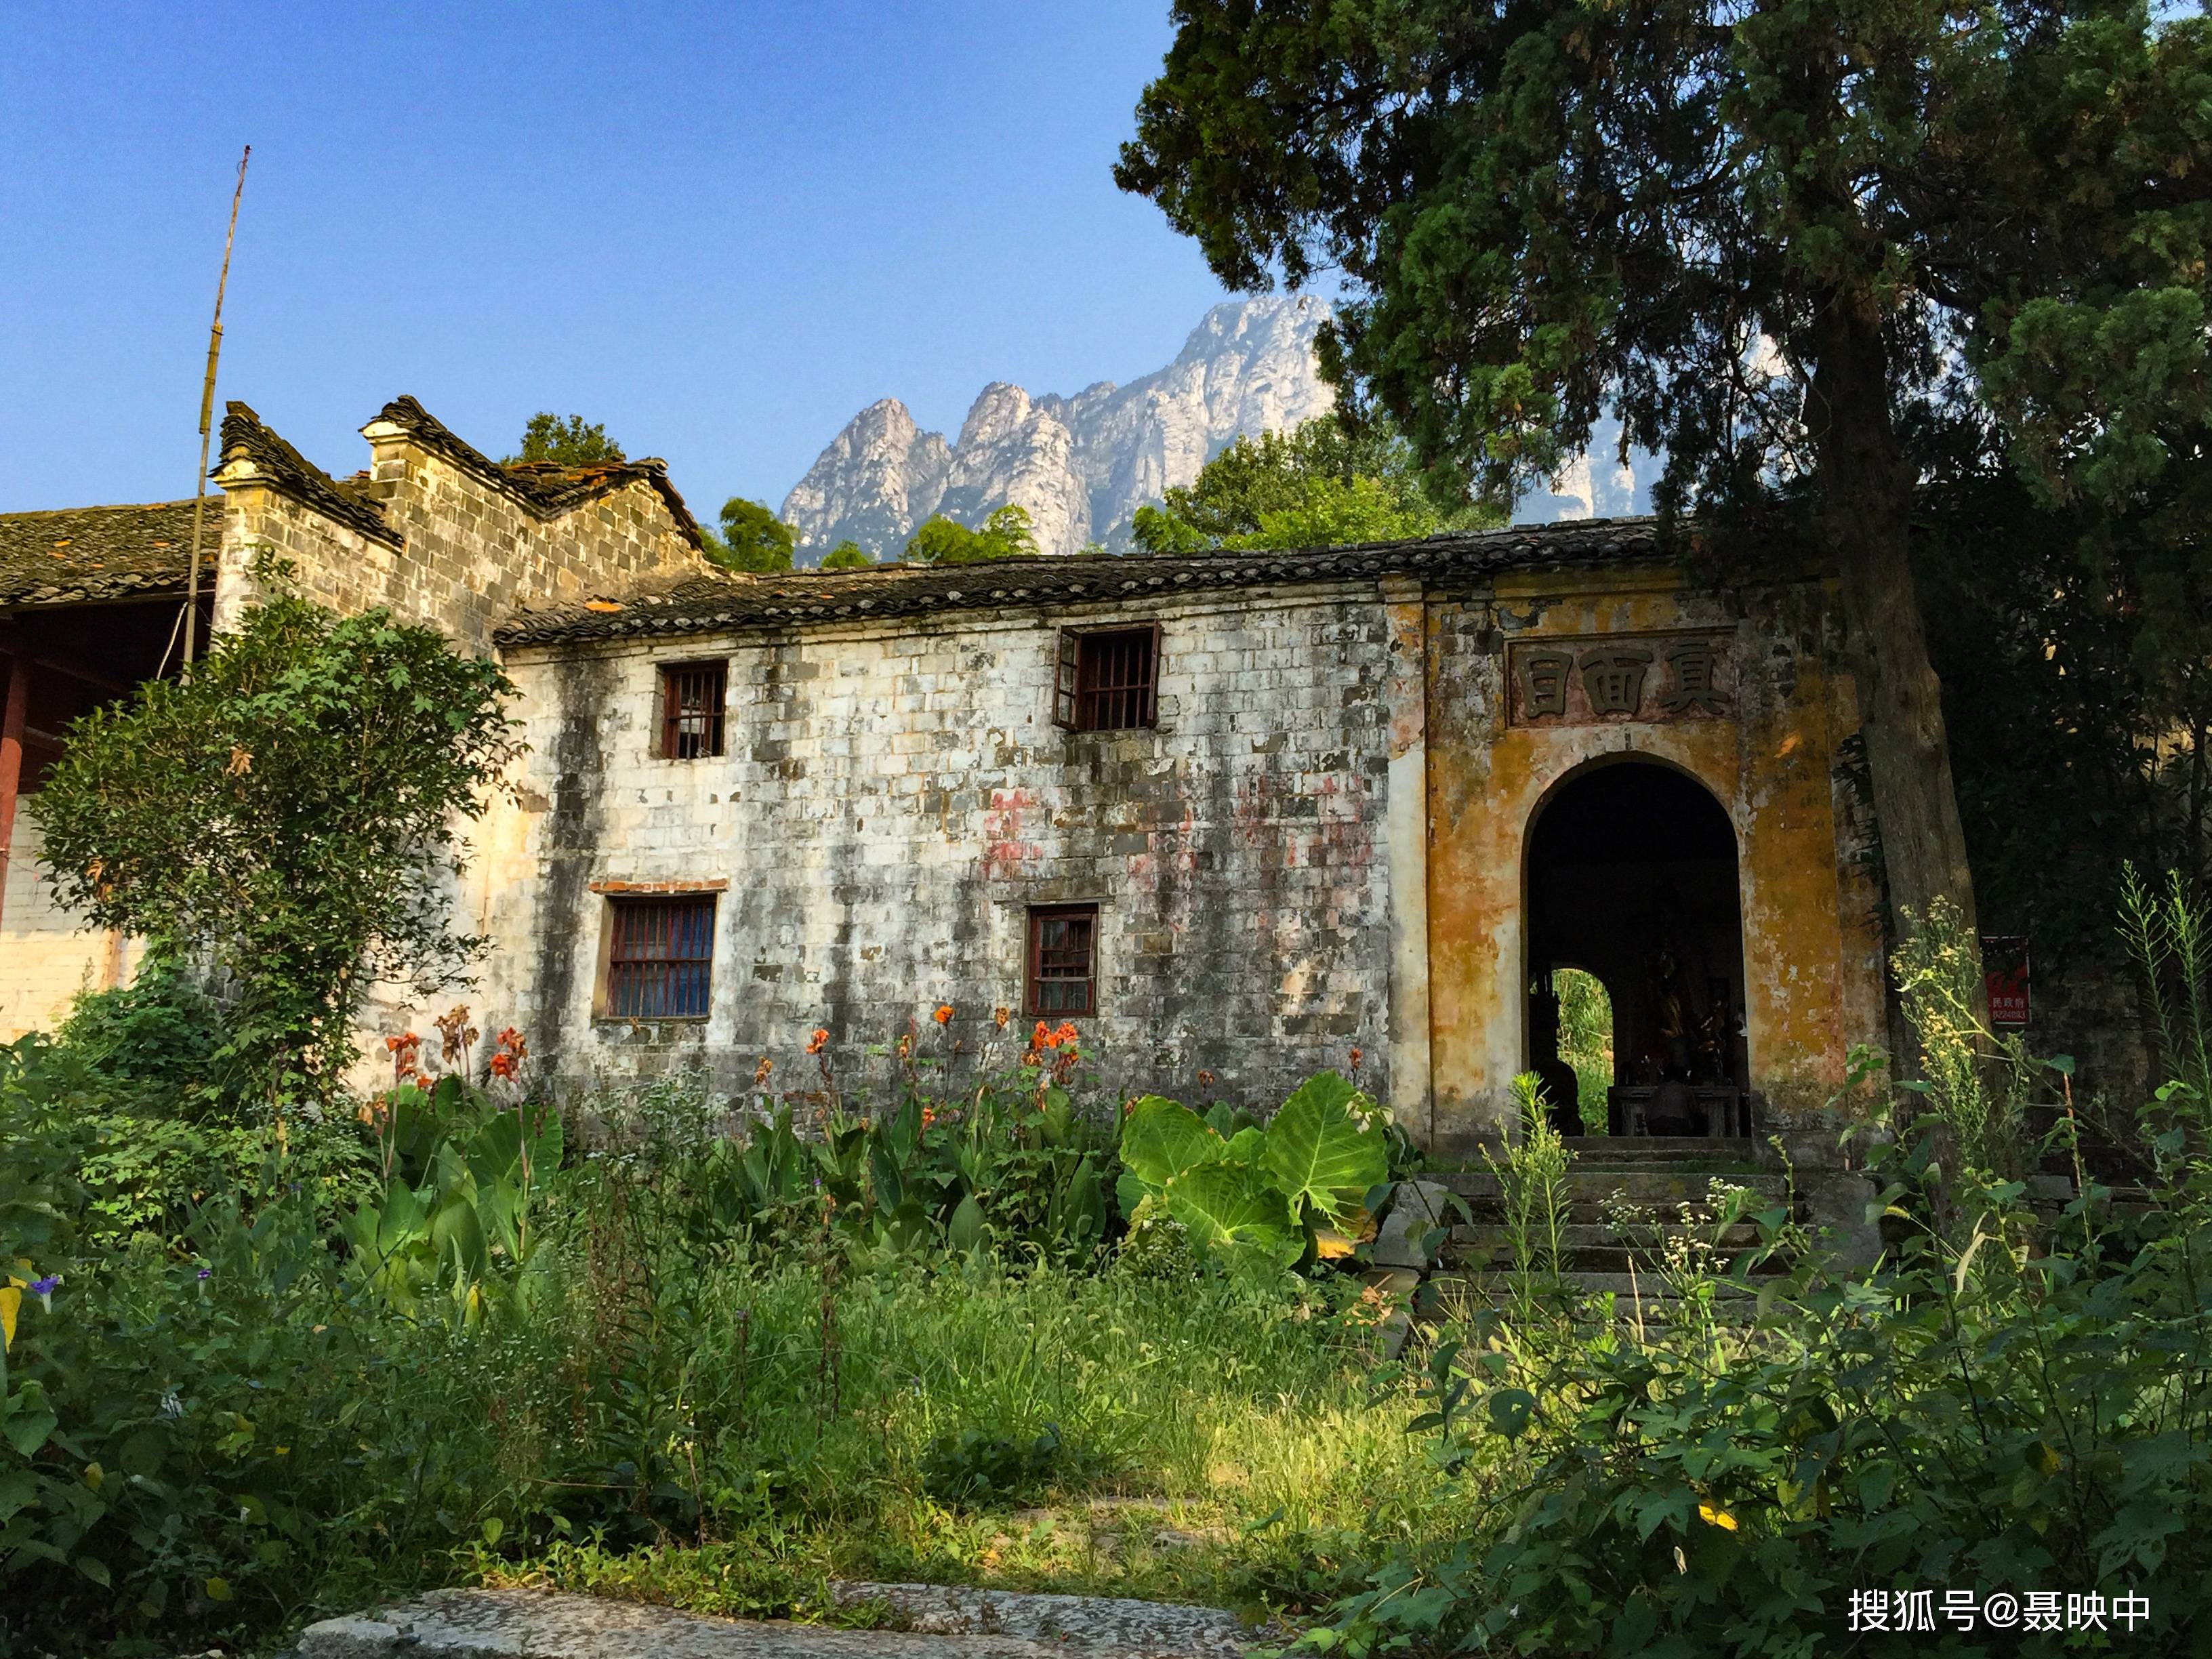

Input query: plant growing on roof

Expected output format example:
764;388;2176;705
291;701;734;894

31;575;523;1101
1115;1070;1390;1277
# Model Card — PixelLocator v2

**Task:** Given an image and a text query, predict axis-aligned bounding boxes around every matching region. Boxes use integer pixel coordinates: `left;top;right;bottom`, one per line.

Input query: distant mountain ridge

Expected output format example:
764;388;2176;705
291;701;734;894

779;297;1656;562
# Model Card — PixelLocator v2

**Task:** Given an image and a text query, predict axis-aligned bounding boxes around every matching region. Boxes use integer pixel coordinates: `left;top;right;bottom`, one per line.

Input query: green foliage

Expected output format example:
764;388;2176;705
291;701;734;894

0;1011;1438;1655
55;957;226;1118
1479;1076;1574;1330
1311;880;2212;1657
904;504;1038;565
918;1422;1080;1507
1118;1;2211;533
506;412;623;467
343;1073;564;1324
1551;968;1612;1134
2123;862;2212;1107
1115;1191;1199;1280
1912;467;2211;966
818;539;873;571
30;586;522;1096
1132;417;1492;554
1118;1073;1389;1276
1118;0;2212;951
707;497;797;573
1890;898;2035;1187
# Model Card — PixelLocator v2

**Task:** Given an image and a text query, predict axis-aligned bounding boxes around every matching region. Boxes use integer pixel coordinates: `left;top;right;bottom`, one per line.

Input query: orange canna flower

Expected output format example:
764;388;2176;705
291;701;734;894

994;1006;1010;1029
895;1033;913;1061
754;1056;773;1086
806;1028;829;1055
933;1004;954;1025
1197;1069;1216;1087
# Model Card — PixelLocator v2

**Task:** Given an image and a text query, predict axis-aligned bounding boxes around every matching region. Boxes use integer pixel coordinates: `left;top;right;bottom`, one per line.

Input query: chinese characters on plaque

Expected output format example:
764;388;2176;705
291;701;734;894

1509;634;1733;726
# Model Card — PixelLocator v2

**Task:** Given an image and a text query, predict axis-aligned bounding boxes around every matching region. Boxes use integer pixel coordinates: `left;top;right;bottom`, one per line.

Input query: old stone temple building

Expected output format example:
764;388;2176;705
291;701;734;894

0;396;1889;1157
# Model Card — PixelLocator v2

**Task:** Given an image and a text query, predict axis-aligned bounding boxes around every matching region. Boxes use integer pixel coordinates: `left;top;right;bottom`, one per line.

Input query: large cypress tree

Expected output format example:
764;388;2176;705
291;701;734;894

1118;1;2211;942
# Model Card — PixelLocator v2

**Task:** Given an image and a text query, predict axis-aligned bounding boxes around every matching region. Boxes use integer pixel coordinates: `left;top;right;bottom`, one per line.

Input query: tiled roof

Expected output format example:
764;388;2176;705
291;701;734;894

0;499;216;609
371;396;705;548
219;402;400;545
493;516;1671;648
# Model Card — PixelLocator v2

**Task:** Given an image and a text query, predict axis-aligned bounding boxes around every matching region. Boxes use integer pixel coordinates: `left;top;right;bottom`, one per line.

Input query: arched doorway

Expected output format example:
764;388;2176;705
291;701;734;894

1524;761;1748;1137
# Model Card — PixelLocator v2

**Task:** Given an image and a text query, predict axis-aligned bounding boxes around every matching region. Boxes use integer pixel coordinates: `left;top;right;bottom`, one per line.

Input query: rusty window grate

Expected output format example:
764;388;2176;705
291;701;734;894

607;895;716;1019
659;661;727;758
1027;904;1098;1017
1052;626;1159;732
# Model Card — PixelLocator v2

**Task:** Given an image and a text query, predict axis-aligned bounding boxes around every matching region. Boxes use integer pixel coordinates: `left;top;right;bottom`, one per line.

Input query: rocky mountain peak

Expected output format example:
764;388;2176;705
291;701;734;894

780;297;1338;562
777;295;1655;562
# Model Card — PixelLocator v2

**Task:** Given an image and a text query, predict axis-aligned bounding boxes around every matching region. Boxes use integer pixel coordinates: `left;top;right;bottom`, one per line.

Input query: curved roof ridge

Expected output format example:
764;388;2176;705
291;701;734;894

371;396;704;549
218;402;400;546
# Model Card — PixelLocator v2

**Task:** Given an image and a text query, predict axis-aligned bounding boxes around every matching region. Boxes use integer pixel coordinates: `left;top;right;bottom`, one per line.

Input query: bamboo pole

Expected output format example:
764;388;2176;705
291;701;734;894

180;146;249;683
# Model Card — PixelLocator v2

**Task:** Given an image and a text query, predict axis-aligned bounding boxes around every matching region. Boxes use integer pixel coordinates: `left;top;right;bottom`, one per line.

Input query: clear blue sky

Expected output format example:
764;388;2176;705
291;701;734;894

0;3;1235;516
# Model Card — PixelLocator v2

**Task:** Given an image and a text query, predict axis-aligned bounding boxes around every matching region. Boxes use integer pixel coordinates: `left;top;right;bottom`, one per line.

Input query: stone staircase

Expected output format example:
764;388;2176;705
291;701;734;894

1422;1138;1801;1315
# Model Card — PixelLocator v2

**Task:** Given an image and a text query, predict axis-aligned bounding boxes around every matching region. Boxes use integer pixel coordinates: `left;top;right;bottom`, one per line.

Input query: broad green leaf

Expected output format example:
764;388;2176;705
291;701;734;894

1262;1071;1388;1223
1162;1162;1301;1267
947;1193;987;1253
375;1180;430;1254
1114;1169;1149;1223
5;1404;58;1459
1120;1097;1225;1187
430;1193;489;1279
466;1111;531;1189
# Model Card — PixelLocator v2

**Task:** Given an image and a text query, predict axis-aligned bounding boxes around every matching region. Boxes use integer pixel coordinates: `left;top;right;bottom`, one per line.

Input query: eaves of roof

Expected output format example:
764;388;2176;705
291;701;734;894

493;516;1673;649
0;499;215;609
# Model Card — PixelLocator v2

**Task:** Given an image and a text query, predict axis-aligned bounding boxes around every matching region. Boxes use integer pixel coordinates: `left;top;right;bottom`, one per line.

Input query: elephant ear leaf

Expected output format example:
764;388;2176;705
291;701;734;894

1262;1071;1389;1225
1120;1097;1225;1187
1163;1162;1302;1268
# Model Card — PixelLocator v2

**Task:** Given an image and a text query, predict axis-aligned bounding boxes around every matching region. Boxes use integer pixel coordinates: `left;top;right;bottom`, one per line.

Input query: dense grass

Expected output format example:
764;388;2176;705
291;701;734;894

0;1025;1469;1656
477;1256;1454;1619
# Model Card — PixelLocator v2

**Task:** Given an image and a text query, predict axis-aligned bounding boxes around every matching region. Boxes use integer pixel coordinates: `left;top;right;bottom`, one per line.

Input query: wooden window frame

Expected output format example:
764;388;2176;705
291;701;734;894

657;659;728;760
602;894;718;1020
1025;903;1099;1018
1051;625;1160;733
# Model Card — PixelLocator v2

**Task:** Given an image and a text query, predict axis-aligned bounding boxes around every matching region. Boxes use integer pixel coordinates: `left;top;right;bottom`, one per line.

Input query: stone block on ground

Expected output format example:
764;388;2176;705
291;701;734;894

828;1582;1257;1654
1370;1180;1455;1271
293;1584;1263;1659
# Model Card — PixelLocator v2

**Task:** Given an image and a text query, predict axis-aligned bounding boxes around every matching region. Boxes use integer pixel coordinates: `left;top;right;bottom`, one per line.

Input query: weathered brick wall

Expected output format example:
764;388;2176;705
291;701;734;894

0;813;133;1038
215;432;709;656
470;587;1399;1115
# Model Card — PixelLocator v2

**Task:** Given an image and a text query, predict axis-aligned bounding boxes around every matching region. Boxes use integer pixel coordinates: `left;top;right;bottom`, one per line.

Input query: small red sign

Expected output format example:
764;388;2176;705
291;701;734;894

1982;935;2030;1029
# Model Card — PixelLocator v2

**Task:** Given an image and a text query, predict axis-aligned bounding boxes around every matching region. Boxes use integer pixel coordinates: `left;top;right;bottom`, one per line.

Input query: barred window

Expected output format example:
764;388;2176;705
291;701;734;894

1026;904;1098;1017
659;661;727;758
1052;626;1159;732
606;895;716;1019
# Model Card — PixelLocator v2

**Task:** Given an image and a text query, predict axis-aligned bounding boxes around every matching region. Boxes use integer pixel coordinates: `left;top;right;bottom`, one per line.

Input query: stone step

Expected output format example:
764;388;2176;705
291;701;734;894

1560;1136;1761;1162
1448;1220;1767;1252
1435;1169;1790;1206
1434;1269;1769;1307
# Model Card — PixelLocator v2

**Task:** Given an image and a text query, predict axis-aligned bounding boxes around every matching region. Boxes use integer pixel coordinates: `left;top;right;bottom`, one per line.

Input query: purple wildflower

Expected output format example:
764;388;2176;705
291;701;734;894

196;1268;212;1281
28;1275;58;1296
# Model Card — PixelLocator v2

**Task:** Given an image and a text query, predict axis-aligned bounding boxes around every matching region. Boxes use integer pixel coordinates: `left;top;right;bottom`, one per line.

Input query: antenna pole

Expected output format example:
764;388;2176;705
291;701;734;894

180;145;249;683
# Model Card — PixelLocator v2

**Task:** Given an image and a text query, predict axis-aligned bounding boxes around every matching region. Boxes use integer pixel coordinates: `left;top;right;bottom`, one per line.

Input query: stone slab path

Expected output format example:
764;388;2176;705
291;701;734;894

293;1583;1267;1659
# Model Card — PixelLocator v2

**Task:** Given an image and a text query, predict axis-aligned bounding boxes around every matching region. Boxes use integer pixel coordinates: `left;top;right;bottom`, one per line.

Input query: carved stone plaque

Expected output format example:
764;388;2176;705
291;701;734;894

1507;633;1734;726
